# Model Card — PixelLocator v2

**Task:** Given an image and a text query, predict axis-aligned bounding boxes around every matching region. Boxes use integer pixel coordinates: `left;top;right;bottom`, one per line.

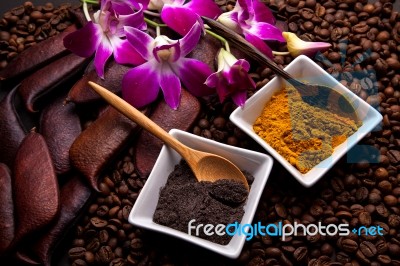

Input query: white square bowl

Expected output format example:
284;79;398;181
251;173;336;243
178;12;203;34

230;55;382;187
129;129;273;259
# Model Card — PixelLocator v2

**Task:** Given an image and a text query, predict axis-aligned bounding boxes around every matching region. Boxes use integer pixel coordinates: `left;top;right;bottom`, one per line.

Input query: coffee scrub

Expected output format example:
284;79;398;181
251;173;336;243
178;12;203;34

153;160;251;245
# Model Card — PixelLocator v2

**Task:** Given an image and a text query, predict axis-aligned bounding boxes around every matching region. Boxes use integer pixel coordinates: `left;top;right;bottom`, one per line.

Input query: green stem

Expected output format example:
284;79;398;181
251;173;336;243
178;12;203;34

272;51;290;56
82;0;99;5
205;29;230;53
144;10;161;17
144;18;167;28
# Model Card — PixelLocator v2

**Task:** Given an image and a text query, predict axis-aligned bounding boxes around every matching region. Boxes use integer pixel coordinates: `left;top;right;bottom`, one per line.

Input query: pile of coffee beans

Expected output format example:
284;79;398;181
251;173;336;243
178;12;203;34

53;0;398;265
68;147;147;266
0;1;78;70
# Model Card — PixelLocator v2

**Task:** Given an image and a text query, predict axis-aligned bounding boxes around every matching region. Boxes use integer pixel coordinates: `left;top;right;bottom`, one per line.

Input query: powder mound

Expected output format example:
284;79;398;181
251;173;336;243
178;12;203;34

153;160;252;245
253;86;359;173
207;179;248;204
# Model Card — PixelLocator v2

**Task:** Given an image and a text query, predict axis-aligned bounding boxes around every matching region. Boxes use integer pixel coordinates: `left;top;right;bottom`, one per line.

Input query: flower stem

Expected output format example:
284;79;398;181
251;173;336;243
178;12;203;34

272;51;290;56
144;10;161;17
205;29;230;53
82;1;92;22
144;18;167;36
81;0;98;4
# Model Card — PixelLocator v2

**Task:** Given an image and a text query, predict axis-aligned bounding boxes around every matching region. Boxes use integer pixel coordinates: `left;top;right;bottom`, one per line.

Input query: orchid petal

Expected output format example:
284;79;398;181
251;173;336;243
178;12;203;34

231;90;247;107
283;32;331;57
118;10;147;32
253;0;275;24
109;36;145;65
216;80;230;103
247;22;284;42
205;72;219;88
228;63;256;90
122;61;160;108
158;65;181;109
94;37;113;78
234;58;251;72
185;0;222;19
217;11;241;33
124;26;153;60
180;22;202;57
63;22;102;57
236;0;251;22
110;1;135;15
173;58;214;97
161;5;199;36
243;32;273;58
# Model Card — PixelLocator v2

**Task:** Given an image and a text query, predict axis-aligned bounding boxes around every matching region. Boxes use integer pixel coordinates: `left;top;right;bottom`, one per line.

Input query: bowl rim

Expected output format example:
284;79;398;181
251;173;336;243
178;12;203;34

230;55;383;187
128;129;274;258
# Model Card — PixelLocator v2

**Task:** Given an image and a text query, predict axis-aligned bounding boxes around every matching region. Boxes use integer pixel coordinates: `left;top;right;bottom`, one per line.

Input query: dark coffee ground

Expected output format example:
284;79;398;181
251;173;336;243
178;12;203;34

153;160;252;245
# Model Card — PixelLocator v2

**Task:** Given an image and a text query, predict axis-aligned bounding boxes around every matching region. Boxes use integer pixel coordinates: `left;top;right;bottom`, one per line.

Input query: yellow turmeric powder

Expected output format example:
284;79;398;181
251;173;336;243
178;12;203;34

253;86;359;173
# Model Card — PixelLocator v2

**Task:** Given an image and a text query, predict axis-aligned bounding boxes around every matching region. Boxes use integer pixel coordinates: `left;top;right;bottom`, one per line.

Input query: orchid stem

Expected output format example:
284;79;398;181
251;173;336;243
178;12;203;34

82;0;98;4
144;10;161;17
272;51;290;56
82;1;92;22
144;18;167;28
205;29;230;53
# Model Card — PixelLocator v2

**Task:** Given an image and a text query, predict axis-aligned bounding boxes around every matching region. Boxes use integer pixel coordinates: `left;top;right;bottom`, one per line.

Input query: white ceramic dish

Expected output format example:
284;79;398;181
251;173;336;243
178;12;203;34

230;55;382;187
129;129;273;258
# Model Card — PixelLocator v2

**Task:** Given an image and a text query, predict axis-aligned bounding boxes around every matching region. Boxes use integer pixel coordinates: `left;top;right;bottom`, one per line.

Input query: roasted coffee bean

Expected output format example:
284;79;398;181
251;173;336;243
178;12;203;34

339;238;358;253
0;25;76;80
293;246;308;261
70;107;148;191
90;217;107;228
19;53;89;112
0;86;26;168
13;131;59;246
265;247;282;258
360;241;377;258
69;247;86;260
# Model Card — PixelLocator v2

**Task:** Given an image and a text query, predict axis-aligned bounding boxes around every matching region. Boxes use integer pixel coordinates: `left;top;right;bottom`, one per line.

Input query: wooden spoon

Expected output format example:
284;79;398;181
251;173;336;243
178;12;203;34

202;17;360;123
88;81;249;190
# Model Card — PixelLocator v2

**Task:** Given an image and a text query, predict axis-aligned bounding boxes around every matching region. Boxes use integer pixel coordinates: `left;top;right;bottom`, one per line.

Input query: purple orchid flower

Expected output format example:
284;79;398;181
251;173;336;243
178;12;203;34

122;22;214;109
217;0;284;57
147;0;222;36
205;48;255;107
63;0;146;78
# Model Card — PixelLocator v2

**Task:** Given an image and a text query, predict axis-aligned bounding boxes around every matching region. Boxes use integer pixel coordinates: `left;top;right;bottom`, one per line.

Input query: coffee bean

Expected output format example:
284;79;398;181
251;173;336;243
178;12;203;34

68;247;86;260
96;246;114;264
353;23;370;34
265;247;282;258
388;214;400;228
293;246;308;261
72;259;87;266
360;241;377;258
275;203;288;218
90;217;107;228
359;211;372;226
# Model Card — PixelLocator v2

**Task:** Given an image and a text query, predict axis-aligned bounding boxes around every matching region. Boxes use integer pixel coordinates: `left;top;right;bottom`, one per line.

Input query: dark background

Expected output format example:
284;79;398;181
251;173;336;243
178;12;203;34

0;0;399;265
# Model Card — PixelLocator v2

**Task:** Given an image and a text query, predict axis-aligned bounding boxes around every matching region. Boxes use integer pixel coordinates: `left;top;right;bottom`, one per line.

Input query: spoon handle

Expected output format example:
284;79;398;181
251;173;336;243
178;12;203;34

202;17;304;88
88;81;191;157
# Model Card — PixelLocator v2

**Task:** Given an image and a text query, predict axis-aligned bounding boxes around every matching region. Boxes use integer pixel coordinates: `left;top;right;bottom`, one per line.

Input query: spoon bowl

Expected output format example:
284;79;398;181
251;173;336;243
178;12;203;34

88;81;249;190
202;17;360;123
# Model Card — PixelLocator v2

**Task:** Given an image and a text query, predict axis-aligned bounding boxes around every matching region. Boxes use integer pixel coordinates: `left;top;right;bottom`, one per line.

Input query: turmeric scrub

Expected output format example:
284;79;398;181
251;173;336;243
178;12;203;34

253;86;359;173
